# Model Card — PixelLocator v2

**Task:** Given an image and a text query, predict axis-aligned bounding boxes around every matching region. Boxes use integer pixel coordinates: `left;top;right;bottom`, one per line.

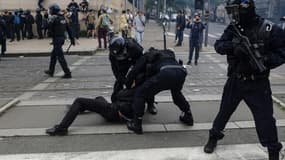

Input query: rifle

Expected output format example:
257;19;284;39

231;24;267;73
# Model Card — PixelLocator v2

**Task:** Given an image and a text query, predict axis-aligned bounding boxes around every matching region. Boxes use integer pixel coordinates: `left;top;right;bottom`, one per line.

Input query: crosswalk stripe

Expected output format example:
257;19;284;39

0;143;284;160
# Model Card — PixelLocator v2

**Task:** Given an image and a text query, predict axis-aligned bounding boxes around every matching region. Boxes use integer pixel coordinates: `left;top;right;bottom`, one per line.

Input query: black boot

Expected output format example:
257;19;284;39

126;116;143;134
179;110;194;126
204;135;218;153
61;73;72;79
46;125;68;136
268;150;279;160
147;103;157;115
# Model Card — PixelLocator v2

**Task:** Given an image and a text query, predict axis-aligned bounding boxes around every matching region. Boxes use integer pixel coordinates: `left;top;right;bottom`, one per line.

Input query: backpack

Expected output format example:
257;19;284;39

101;15;110;28
14;15;20;25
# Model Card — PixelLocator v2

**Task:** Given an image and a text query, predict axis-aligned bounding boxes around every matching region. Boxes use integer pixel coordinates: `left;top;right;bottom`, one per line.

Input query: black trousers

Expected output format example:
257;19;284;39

211;76;282;152
0;37;6;55
36;24;43;38
49;37;71;75
132;68;191;117
59;97;119;128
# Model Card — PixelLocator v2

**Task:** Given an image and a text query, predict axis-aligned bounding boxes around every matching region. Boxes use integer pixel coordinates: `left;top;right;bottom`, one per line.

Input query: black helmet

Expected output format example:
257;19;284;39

49;3;61;15
226;0;255;24
109;37;128;60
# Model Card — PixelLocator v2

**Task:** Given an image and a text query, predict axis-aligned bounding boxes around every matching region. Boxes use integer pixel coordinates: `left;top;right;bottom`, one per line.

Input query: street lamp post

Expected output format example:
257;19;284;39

204;0;210;47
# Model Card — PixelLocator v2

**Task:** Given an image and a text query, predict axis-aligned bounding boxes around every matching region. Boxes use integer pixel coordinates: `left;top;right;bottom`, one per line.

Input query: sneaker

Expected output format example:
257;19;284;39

44;70;53;77
61;74;72;79
194;61;198;65
179;111;194;126
46;125;68;136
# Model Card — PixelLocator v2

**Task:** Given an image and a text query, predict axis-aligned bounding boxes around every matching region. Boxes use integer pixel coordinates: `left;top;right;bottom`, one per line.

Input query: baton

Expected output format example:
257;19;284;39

66;43;72;54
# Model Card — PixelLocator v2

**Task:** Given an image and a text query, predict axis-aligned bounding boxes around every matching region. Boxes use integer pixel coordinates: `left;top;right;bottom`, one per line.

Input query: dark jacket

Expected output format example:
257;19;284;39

215;17;285;77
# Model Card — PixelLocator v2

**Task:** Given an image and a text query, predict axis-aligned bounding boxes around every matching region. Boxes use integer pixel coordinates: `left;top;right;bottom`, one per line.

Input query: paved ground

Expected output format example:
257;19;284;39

0;20;285;159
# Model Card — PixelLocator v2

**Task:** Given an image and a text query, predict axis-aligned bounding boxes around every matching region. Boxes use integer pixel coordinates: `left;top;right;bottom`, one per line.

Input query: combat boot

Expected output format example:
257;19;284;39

268;150;279;160
179;110;194;126
204;135;218;153
147;103;157;115
127;116;143;134
61;73;72;79
46;125;68;136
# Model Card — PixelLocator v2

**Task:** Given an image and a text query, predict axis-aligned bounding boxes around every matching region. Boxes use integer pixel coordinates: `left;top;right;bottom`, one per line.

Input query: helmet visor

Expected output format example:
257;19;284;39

225;4;240;24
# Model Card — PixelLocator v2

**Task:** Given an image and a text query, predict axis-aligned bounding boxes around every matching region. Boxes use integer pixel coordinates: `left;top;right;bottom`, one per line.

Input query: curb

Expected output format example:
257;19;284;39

0;99;20;116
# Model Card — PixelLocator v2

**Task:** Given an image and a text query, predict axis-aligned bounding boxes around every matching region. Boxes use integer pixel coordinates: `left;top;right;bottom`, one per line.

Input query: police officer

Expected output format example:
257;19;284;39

125;48;194;134
186;14;205;65
25;10;34;39
19;8;26;40
203;0;285;159
35;8;43;39
46;88;135;136
44;4;75;79
109;36;157;114
0;15;7;57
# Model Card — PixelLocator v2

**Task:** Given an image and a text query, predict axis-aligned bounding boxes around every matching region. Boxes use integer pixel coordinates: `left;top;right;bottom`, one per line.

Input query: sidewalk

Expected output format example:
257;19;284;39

4;38;98;56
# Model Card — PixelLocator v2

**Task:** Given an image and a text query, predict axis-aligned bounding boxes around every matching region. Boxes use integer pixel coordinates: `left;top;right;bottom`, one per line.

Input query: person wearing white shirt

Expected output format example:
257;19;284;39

133;11;145;45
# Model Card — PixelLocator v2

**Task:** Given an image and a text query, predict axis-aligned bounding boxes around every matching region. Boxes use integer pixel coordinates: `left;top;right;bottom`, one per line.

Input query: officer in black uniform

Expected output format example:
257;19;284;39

203;1;285;159
44;4;75;79
19;8;26;40
0;15;7;57
25;10;34;39
35;8;43;39
109;36;158;115
46;88;135;136
125;48;194;134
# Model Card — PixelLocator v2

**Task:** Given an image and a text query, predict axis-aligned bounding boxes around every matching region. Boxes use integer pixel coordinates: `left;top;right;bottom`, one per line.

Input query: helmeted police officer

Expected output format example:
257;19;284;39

125;48;194;134
44;4;75;78
203;0;285;159
35;8;43;39
109;36;158;114
46;88;135;136
25;10;34;39
0;15;7;57
19;8;26;40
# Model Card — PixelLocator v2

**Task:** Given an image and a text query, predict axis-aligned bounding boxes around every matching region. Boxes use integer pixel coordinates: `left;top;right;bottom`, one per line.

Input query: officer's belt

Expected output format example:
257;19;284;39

160;65;185;71
234;73;267;81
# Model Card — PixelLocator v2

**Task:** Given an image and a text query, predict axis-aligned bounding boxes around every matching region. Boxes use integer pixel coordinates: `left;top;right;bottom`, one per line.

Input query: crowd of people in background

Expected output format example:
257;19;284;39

0;0;149;54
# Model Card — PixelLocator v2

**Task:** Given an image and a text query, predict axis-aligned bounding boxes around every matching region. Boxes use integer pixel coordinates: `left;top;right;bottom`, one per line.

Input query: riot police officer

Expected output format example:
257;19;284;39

203;0;285;159
109;36;157;114
44;4;75;79
46;88;135;136
25;10;34;39
35;8;43;39
0;15;7;57
125;48;194;134
19;8;26;40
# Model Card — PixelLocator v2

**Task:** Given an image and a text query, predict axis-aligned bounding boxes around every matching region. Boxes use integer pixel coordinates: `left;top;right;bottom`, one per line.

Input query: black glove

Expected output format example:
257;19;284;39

71;39;75;46
233;44;247;58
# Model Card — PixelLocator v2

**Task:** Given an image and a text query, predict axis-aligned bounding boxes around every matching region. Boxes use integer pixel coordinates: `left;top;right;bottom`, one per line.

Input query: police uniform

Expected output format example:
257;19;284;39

45;4;75;78
25;10;34;39
204;0;285;159
0;17;7;56
125;48;194;134
46;89;135;136
35;9;43;39
109;37;157;114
